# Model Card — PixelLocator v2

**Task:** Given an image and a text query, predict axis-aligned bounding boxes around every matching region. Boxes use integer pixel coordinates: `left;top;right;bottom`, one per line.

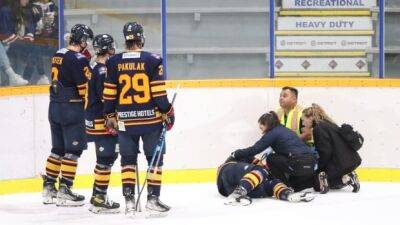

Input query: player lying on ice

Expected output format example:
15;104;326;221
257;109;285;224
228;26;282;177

217;155;316;206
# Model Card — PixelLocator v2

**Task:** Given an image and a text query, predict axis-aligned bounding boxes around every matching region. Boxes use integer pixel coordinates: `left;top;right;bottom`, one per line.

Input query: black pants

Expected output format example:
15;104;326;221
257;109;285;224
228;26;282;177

267;153;315;192
49;102;87;157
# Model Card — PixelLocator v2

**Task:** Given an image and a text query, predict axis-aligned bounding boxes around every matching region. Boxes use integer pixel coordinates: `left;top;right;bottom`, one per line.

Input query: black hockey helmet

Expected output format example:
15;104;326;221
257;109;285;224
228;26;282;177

70;24;94;45
123;22;145;47
93;34;115;55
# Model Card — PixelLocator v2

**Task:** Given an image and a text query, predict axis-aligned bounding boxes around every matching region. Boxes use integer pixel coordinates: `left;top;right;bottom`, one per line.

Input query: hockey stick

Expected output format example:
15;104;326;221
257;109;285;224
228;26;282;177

135;164;142;212
135;84;180;211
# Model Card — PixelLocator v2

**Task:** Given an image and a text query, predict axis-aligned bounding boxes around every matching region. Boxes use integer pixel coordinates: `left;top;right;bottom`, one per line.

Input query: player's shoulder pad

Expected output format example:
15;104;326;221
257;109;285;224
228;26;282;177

151;53;162;60
56;48;68;54
75;52;88;60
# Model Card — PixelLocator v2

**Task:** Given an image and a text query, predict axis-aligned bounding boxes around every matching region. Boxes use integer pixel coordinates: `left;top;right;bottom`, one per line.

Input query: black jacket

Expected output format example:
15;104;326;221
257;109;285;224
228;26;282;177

313;120;362;179
236;125;313;158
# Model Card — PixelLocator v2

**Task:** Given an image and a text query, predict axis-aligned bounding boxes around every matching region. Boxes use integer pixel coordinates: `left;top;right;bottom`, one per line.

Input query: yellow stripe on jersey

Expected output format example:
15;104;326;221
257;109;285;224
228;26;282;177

151;84;167;93
77;83;87;96
123;118;163;126
103;82;117;100
103;87;117;96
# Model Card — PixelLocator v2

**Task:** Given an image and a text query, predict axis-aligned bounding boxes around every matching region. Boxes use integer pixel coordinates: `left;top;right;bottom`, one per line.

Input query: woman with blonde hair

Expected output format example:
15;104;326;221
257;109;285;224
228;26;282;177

302;104;361;194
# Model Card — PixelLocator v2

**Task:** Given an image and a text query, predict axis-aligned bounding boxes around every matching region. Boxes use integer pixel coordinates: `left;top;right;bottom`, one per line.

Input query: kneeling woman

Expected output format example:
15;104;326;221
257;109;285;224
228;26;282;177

302;104;361;194
231;112;317;192
217;156;315;205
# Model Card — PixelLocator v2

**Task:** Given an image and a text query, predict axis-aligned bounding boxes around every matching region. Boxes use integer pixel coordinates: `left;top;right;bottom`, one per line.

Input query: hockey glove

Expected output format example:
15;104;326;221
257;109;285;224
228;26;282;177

231;149;248;160
105;113;118;136
162;105;175;131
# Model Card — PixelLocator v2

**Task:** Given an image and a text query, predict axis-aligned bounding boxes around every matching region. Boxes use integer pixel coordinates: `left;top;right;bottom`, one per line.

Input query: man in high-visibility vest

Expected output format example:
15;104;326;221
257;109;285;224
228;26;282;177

277;86;312;144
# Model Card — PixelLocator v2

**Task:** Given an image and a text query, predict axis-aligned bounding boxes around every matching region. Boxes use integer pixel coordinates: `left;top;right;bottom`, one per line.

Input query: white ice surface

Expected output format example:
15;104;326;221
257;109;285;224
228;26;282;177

0;182;398;225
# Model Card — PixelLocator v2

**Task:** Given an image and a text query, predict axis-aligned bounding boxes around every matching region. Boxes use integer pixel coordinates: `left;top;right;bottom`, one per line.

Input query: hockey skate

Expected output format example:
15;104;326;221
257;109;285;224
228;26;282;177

287;191;316;202
42;178;57;204
145;195;170;218
344;171;360;193
56;184;85;207
89;194;120;214
124;194;136;217
318;171;329;194
225;186;252;206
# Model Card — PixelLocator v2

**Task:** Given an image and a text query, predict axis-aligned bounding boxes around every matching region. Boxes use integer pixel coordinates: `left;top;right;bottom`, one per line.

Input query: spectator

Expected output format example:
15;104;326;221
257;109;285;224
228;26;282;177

22;0;58;84
0;0;28;85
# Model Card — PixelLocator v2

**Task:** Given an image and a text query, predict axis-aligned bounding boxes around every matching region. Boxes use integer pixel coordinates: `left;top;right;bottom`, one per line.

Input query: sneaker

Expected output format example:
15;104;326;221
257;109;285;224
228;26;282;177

36;75;50;85
56;184;85;207
345;171;360;193
318;171;329;194
89;194;120;214
42;178;57;204
8;73;28;86
225;186;252;206
145;195;170;218
288;192;316;202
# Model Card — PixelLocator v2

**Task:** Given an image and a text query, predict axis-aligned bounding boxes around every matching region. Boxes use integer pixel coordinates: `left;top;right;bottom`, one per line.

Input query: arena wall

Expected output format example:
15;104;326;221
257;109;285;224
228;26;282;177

1;79;399;194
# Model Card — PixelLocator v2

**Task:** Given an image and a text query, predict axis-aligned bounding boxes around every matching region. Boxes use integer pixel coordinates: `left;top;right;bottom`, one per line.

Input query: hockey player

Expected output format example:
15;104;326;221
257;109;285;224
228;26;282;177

85;34;120;214
218;156;315;206
103;22;175;216
42;24;93;206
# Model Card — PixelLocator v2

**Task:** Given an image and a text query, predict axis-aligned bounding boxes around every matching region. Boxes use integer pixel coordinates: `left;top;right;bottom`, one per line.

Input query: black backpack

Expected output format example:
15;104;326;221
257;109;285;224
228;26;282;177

338;124;364;151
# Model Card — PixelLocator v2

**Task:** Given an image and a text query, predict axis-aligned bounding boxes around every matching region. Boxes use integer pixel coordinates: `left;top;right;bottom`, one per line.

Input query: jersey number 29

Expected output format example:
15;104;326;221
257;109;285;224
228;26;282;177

119;73;151;104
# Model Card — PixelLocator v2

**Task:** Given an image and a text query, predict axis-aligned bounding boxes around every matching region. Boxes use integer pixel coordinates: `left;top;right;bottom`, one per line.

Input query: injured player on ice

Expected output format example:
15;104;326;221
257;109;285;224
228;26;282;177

217;155;315;206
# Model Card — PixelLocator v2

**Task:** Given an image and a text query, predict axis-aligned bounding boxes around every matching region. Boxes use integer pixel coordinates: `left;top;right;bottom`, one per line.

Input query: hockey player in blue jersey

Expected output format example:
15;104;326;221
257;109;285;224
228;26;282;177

42;24;93;207
85;34;120;214
218;156;315;206
103;22;175;216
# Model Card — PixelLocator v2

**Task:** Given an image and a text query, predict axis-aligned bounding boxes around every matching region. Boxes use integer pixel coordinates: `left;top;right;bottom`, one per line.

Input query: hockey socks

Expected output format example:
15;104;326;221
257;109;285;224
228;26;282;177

60;154;79;187
121;165;137;195
93;164;112;195
147;167;162;197
45;153;62;182
239;167;268;194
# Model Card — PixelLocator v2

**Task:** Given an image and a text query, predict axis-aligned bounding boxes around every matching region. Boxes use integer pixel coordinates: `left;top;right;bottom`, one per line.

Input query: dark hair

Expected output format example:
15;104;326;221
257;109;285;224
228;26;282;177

282;86;298;99
125;40;143;49
258;111;281;132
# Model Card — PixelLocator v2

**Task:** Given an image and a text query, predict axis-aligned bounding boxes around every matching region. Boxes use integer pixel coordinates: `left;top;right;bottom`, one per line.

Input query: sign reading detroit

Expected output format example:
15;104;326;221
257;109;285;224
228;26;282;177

276;36;372;50
282;0;376;9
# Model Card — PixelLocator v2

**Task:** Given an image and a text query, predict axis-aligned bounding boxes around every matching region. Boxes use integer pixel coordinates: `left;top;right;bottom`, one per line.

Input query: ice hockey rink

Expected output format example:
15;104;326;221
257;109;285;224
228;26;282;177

0;182;398;225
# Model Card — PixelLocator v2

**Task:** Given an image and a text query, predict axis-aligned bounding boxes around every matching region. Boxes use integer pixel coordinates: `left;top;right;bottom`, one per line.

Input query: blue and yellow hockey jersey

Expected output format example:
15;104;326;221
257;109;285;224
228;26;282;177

50;48;90;103
103;51;171;134
85;62;109;141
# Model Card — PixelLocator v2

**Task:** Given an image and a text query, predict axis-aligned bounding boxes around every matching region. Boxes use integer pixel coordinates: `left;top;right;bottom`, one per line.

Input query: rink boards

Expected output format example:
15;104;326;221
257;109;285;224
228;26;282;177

1;78;400;194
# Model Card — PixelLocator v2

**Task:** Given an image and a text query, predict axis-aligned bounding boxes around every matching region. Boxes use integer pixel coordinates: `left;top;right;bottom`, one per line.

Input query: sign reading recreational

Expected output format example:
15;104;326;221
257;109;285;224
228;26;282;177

276;36;372;50
277;17;373;30
282;0;377;9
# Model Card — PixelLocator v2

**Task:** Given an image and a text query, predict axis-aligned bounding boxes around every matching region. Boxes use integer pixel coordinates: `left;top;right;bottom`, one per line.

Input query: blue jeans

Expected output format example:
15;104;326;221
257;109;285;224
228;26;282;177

0;42;10;70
